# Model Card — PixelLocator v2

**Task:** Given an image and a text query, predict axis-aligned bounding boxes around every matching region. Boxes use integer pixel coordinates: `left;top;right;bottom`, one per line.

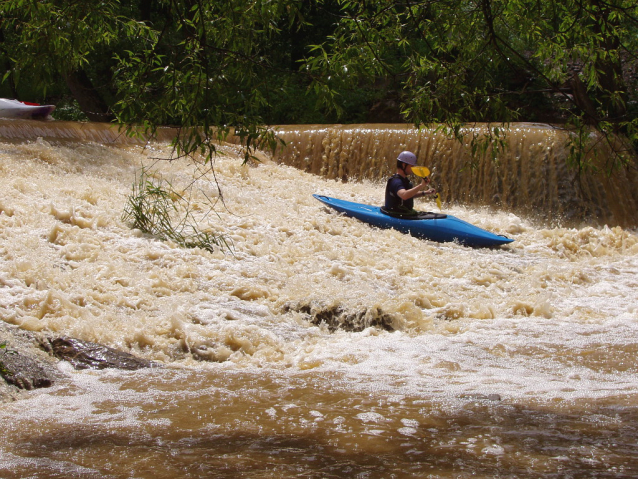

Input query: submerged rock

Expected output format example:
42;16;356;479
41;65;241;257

283;301;396;332
44;337;161;371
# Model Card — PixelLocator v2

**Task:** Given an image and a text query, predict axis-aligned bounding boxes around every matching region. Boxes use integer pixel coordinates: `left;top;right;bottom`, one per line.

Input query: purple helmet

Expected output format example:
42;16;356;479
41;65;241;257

397;151;417;166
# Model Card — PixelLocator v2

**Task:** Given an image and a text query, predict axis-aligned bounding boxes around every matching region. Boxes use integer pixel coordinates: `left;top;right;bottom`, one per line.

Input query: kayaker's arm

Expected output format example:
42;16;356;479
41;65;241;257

398;177;431;200
418;188;438;197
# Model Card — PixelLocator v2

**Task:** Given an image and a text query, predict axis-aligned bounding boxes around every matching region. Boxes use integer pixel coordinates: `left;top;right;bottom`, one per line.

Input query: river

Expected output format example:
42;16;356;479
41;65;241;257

0;120;637;478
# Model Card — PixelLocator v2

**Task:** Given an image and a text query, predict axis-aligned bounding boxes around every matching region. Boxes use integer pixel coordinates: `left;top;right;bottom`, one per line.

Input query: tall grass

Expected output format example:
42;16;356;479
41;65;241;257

122;168;231;253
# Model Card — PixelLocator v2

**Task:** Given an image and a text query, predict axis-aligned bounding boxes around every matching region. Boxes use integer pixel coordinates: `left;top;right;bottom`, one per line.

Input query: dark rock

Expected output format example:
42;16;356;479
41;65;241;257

1;324;61;392
46;336;160;370
0;349;55;390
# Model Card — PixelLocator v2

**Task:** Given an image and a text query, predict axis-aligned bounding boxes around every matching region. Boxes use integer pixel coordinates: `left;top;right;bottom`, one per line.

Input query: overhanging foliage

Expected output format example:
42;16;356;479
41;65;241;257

1;0;636;171
305;0;638;172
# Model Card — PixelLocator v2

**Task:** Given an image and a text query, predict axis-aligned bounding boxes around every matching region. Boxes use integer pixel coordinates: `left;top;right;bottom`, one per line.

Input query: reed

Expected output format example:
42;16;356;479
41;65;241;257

122;168;231;253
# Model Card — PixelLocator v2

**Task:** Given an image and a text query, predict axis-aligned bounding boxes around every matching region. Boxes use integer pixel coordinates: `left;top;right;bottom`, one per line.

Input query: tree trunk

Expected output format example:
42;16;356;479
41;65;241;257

64;70;114;122
570;73;599;125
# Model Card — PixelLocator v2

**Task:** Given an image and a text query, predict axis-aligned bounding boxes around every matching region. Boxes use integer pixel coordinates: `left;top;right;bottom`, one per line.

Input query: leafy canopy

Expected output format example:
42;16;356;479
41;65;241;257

1;0;637;171
305;0;638;171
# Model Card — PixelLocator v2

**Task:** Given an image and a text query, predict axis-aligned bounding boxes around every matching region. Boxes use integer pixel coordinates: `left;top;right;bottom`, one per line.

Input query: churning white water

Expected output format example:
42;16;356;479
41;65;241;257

0;124;637;478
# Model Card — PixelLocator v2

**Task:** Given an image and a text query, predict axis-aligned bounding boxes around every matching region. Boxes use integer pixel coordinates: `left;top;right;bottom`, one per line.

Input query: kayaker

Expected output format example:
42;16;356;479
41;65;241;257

384;151;436;216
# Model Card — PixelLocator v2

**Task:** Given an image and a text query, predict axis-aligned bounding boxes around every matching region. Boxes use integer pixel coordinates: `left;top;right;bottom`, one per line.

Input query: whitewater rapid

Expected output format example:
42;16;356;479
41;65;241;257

0;135;637;477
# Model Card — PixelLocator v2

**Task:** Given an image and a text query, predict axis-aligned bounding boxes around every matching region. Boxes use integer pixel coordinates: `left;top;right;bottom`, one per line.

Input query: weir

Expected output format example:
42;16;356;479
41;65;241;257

272;123;638;227
2;119;637;227
0;118;178;145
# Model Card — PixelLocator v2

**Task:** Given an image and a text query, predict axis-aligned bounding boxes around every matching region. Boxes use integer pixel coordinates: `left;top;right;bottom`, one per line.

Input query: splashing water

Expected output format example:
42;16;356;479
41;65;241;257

0;121;637;477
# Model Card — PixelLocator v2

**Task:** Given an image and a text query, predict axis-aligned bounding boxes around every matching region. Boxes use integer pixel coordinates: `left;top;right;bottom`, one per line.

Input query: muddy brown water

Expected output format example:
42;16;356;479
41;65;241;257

0;120;637;477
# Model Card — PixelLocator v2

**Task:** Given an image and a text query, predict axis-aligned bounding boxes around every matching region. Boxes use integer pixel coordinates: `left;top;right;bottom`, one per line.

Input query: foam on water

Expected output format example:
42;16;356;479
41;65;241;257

1;136;638;476
1;138;637;399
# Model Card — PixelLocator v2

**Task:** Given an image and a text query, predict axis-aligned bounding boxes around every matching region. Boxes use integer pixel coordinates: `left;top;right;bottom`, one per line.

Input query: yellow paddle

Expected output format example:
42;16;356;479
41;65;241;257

411;166;430;178
411;166;442;210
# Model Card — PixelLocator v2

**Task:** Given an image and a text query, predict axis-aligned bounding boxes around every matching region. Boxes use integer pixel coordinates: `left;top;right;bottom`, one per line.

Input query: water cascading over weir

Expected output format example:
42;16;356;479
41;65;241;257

272;123;638;228
2;119;637;227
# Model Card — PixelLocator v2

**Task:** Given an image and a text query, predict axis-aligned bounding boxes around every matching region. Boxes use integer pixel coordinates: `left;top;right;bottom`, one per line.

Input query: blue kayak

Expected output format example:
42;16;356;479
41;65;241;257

313;194;513;247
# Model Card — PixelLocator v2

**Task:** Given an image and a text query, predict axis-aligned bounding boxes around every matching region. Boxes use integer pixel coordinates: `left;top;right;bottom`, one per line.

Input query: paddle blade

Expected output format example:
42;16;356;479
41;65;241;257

412;166;430;177
435;193;442;211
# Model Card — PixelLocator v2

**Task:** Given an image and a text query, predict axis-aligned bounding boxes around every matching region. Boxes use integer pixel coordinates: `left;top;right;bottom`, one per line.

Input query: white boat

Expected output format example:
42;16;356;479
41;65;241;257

0;98;56;119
